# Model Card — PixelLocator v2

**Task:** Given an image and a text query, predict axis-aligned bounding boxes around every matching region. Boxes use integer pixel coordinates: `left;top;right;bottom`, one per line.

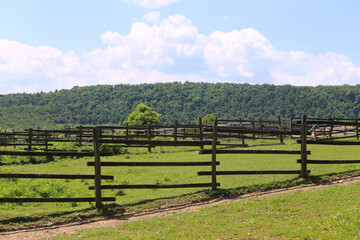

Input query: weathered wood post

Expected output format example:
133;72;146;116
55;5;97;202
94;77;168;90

174;120;178;141
147;123;152;153
199;117;204;150
92;127;102;209
289;117;293;139
252;117;256;141
125;123;129;147
239;118;245;145
356;117;359;140
211;118;218;191
28;128;33;151
78;125;82;147
45;131;49;152
12;129;16;149
300;114;308;178
278;115;284;144
329;117;334;137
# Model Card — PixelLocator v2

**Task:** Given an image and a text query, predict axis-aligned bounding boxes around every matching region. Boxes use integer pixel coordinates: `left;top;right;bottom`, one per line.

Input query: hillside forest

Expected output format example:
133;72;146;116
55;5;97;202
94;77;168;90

0;82;359;129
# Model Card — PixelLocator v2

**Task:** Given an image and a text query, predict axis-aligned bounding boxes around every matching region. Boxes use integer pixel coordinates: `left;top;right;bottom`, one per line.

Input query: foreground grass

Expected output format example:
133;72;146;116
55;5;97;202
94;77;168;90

1;139;360;231
53;181;360;240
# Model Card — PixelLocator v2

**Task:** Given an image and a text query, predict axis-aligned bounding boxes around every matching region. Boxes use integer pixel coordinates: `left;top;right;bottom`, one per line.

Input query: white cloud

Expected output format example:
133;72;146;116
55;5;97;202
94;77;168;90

123;0;179;9
273;52;360;86
85;14;360;86
0;14;359;93
143;11;161;23
0;39;91;93
86;14;199;72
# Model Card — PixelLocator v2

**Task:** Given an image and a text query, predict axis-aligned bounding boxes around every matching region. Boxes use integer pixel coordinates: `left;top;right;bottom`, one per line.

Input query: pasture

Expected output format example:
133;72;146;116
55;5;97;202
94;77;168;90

51;181;360;239
1;138;360;231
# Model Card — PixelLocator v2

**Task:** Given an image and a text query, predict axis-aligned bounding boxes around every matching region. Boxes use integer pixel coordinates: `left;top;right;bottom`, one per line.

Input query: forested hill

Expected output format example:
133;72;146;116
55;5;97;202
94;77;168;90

0;82;359;129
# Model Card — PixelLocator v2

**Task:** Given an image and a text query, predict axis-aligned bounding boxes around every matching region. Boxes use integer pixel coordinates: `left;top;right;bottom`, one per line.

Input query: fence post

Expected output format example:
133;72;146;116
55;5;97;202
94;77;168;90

147;123;152;153
329;117;334;137
356;117;359;140
278;115;284;144
300;114;308;178
174;120;178;141
289;117;293;139
239;118;245;145
45;131;49;152
211;118;218;191
79;125;82;147
12;129;16;149
199;117;204;150
252;117;256;141
93;127;102;209
28;128;33;151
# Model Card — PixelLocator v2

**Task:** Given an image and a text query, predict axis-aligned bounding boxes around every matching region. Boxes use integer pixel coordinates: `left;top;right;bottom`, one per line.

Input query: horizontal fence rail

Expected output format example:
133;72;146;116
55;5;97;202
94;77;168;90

0;198;116;203
0;173;114;180
1;114;360;209
87;161;220;167
89;183;221;190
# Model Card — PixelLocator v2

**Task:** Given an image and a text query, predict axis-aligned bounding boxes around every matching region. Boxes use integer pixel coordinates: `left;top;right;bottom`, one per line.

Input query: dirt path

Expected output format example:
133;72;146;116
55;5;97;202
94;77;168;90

2;175;360;240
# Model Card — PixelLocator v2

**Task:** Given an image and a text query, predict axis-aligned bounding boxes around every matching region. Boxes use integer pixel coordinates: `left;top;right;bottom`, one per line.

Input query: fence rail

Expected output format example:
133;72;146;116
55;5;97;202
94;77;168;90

1;115;360;209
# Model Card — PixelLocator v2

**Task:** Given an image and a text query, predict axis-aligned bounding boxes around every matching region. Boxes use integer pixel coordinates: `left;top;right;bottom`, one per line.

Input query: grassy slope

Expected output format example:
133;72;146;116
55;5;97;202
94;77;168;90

1;139;360;230
53;181;360;240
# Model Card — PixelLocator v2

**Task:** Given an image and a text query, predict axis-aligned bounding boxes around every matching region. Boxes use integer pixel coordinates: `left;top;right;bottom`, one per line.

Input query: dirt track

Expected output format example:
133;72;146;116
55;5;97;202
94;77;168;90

2;175;360;240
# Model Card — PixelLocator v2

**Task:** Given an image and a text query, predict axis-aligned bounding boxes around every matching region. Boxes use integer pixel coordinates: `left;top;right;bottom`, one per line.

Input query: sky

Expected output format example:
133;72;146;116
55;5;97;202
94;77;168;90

0;0;359;94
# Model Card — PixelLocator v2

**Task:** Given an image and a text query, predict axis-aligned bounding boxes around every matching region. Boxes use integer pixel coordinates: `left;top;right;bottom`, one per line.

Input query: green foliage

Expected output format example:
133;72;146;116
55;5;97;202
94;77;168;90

194;114;216;124
123;103;161;126
0;179;74;201
100;144;129;155
203;114;216;124
0;82;360;129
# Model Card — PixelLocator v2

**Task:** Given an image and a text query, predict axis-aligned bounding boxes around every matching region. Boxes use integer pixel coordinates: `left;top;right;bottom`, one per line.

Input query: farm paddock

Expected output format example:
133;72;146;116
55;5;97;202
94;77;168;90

0;115;360;232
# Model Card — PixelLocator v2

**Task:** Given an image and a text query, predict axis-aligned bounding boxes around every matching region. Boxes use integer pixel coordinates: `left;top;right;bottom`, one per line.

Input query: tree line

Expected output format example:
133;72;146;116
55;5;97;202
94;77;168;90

0;82;359;129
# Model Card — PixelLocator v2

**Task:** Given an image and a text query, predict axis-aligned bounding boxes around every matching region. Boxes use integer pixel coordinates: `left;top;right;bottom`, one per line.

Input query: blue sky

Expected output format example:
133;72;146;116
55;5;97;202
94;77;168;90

0;0;359;93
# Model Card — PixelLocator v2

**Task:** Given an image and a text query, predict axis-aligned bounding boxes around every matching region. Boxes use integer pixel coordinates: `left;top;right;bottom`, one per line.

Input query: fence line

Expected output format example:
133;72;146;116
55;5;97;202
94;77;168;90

1;115;360;208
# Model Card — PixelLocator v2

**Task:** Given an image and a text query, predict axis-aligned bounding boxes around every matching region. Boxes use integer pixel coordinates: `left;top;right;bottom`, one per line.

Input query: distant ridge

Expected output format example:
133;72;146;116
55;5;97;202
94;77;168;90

0;82;359;129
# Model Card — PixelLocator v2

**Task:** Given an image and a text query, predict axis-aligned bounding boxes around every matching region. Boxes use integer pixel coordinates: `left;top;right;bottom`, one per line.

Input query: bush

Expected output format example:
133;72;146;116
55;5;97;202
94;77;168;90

100;144;128;155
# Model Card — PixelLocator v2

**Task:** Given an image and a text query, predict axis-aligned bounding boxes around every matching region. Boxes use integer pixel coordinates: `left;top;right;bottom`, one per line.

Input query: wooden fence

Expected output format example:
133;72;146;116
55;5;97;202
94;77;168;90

1;115;360;209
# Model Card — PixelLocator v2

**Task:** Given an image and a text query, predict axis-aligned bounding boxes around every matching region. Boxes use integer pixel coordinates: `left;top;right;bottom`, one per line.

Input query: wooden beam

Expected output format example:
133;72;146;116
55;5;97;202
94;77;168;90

0;150;113;157
297;140;360;145
199;149;310;155
0;173;114;180
203;127;305;135
99;139;215;146
296;120;360;127
87;161;220;166
0;197;116;203
89;183;220;189
198;170;310;175
297;159;360;164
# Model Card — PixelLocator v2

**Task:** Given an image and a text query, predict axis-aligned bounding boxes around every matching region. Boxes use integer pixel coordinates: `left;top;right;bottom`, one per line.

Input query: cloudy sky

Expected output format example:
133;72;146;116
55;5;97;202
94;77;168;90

0;0;359;93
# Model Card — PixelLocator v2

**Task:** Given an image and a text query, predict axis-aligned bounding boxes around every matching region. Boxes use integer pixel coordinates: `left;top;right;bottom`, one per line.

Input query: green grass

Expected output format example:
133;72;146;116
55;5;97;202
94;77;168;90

1;138;360;231
52;181;360;240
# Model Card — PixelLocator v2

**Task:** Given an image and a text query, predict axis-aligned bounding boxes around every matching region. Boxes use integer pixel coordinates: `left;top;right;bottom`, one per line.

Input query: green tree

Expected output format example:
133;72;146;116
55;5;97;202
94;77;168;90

123;103;161;126
195;114;216;124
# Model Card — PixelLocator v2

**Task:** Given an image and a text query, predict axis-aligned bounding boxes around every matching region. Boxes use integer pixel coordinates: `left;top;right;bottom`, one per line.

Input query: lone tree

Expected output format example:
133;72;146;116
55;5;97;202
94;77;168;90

123;103;161;126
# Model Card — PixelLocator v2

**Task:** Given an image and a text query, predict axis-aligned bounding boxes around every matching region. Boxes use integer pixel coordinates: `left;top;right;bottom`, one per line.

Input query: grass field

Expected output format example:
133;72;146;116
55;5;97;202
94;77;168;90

52;181;360;240
1;139;360;231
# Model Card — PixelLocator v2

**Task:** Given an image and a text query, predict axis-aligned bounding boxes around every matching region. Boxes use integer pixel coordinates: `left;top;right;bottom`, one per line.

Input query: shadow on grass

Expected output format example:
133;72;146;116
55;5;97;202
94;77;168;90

1;169;360;232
